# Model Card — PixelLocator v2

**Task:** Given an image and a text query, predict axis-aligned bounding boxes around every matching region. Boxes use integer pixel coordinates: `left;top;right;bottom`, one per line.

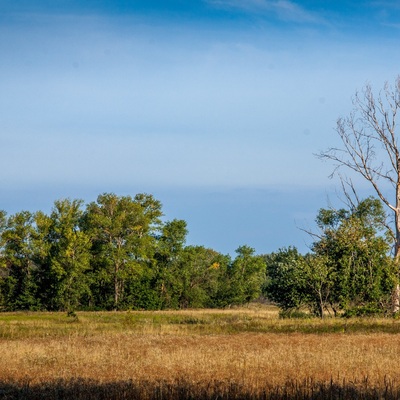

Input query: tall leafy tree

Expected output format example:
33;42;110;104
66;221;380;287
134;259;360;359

153;219;188;309
50;199;90;311
301;254;333;317
33;210;53;308
265;199;396;316
264;248;334;317
0;211;39;310
227;246;266;305
313;198;396;315
84;193;163;309
175;245;226;309
33;200;91;310
264;247;308;312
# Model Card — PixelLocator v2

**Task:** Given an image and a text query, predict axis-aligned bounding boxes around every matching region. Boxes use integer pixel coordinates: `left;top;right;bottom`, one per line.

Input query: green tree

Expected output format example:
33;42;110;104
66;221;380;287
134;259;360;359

264;247;308;312
264;249;333;317
84;193;163;309
0;211;39;310
153;219;188;309
178;246;217;308
162;245;227;309
313;198;396;316
227;246;266;305
33;200;91;311
301;254;333;318
265;199;396;317
49;199;90;311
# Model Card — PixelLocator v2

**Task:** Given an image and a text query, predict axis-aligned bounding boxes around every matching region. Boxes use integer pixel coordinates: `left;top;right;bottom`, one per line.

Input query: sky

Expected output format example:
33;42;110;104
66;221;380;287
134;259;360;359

1;0;400;256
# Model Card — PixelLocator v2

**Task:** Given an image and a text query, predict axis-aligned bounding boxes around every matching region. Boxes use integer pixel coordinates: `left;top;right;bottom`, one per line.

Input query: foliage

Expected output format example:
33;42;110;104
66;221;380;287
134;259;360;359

264;247;308;311
0;193;264;311
0;211;39;310
264;198;396;317
313;197;396;315
43;199;91;311
226;245;266;305
83;193;163;309
0;191;394;315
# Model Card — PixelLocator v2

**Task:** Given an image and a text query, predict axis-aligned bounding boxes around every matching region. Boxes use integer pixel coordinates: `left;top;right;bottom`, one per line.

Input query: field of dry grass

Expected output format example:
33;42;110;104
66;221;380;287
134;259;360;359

1;305;400;399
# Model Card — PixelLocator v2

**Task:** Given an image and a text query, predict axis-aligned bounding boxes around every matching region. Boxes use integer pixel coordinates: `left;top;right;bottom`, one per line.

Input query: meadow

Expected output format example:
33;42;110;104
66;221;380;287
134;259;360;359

1;305;400;399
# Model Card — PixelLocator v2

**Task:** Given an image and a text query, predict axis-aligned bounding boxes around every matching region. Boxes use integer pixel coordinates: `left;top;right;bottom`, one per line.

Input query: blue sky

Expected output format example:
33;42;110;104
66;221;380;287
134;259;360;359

1;0;400;255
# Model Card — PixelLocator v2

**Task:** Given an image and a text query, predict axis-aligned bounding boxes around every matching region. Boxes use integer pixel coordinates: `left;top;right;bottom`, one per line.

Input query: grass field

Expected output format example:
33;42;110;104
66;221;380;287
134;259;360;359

1;305;400;399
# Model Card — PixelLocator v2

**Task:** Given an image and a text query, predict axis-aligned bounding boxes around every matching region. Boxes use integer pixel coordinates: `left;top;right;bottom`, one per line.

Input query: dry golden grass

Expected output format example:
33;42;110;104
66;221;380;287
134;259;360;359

2;332;399;385
1;306;400;398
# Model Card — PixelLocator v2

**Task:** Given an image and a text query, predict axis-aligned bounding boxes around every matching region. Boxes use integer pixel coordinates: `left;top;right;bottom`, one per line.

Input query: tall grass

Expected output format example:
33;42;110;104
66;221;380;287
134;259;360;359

1;306;400;399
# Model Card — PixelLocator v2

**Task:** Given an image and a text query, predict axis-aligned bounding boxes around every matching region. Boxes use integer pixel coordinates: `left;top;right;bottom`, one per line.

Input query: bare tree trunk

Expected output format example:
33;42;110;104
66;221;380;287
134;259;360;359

319;292;324;319
392;284;400;314
114;262;120;310
393;205;400;313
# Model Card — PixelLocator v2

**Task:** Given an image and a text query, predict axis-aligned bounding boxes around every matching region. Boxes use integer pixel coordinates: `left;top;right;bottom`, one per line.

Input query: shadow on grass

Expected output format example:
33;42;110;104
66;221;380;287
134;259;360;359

0;378;399;400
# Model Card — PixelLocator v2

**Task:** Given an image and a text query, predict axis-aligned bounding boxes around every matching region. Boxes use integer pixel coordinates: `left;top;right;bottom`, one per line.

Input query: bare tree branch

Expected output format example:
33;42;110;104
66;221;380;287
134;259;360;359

318;76;400;312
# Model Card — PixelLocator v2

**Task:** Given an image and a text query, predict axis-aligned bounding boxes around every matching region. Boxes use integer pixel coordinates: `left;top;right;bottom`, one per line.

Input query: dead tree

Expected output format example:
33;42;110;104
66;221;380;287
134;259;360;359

318;76;400;312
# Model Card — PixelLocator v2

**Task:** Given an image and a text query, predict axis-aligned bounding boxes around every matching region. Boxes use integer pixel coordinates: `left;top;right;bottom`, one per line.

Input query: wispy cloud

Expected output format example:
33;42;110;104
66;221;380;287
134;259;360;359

206;0;325;24
366;1;400;30
369;1;400;8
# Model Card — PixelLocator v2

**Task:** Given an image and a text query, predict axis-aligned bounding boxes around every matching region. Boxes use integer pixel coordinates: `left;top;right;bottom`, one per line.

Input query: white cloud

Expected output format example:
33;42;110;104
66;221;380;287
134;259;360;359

206;0;325;24
369;1;400;8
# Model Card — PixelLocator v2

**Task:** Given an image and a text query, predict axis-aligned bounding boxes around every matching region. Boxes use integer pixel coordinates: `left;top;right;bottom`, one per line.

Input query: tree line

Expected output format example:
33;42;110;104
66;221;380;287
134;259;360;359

0;193;266;312
0;192;396;316
2;77;400;316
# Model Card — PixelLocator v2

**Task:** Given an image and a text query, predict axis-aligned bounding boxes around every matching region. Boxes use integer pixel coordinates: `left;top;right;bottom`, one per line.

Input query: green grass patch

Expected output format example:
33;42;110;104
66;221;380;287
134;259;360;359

1;308;400;339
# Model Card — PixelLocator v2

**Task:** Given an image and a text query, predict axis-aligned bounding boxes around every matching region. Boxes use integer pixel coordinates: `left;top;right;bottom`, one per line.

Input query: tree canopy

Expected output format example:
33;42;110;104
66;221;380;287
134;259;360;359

0;193;266;311
264;198;396;317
